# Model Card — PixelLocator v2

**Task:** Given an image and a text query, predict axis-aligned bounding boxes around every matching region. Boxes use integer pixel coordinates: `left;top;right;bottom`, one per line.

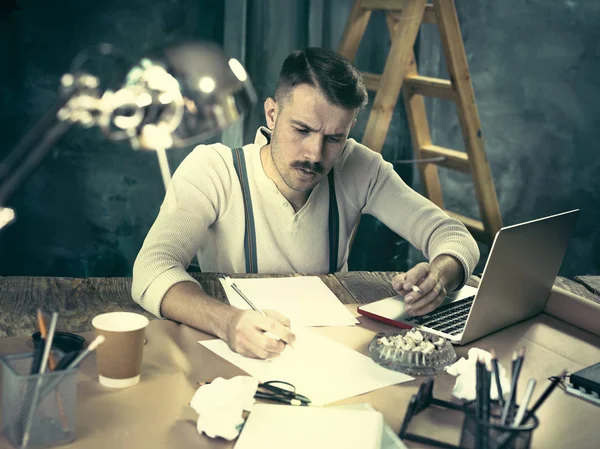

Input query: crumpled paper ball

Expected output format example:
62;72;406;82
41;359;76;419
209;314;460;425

190;376;259;440
445;348;511;401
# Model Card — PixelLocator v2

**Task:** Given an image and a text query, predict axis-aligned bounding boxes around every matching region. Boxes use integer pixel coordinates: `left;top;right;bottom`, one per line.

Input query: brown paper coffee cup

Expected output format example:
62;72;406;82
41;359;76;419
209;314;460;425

92;312;149;388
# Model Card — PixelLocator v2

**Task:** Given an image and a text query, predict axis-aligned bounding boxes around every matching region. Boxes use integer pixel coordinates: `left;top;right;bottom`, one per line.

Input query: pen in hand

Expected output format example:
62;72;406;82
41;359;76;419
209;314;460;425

222;276;293;347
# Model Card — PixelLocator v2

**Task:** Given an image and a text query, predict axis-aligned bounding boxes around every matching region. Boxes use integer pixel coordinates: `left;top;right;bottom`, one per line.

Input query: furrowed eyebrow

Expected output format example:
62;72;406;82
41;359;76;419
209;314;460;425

290;119;344;138
290;119;314;130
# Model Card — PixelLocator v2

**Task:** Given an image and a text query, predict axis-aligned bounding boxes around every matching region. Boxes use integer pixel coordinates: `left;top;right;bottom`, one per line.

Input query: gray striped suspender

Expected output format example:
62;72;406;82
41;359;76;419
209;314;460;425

231;148;339;274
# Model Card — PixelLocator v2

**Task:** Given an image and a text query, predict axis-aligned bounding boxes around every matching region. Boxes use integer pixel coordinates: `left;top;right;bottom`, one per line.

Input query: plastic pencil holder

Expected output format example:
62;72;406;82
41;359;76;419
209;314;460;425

0;352;78;448
460;401;539;449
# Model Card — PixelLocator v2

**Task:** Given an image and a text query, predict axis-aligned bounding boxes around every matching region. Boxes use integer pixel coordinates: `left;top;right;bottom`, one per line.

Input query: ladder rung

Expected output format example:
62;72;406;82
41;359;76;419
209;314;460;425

420;145;469;173
404;75;455;100
362;73;455;101
445;210;488;243
362;72;381;91
361;0;436;24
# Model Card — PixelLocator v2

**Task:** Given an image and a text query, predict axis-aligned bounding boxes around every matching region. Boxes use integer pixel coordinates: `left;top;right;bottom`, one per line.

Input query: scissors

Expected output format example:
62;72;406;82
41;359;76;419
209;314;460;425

255;381;311;406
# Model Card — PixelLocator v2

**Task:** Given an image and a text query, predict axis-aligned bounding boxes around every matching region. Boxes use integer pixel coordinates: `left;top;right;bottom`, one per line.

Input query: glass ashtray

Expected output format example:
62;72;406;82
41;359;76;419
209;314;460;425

368;328;457;376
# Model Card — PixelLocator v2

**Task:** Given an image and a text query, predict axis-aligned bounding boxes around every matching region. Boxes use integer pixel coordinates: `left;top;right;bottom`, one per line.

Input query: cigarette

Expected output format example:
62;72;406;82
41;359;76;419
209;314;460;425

411;285;422;294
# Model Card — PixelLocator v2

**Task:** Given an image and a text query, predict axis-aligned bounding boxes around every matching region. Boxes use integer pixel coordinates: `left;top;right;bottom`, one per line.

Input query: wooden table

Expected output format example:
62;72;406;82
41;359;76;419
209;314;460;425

0;273;599;449
1;273;598;338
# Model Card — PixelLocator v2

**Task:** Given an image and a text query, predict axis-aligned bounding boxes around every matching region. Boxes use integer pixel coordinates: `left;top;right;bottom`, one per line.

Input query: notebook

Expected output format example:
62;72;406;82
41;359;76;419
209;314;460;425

358;210;579;345
234;404;384;449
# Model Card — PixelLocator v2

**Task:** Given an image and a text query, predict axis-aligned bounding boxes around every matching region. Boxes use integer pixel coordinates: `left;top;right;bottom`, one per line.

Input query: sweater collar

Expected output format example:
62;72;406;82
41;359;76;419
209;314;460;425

253;126;272;145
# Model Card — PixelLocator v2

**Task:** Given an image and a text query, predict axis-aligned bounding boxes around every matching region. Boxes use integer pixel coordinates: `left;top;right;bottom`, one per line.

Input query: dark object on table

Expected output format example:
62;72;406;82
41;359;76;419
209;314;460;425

461;400;538;449
399;379;540;449
570;362;600;396
32;331;85;354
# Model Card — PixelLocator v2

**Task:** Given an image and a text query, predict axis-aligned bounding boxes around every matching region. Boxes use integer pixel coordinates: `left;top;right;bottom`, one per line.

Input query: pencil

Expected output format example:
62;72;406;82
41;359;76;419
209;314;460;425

500;349;524;425
475;356;484;449
490;349;504;408
482;359;492;449
512;379;537;427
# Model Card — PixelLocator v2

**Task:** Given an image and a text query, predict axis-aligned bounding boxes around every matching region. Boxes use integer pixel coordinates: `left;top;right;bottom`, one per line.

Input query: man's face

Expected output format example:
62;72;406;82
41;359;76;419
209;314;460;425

264;84;357;194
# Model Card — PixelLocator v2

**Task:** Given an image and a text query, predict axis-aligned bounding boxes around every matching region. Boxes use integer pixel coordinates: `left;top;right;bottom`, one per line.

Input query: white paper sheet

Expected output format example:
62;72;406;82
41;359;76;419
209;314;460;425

218;276;359;327
199;327;413;406
234;404;384;449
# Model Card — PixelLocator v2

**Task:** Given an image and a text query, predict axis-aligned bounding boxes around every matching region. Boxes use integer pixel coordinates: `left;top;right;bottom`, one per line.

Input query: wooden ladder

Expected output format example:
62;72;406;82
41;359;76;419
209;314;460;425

338;0;502;244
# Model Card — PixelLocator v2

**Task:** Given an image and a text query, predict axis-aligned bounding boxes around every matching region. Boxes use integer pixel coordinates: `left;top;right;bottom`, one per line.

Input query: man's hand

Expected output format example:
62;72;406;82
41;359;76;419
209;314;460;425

160;282;296;360
391;255;464;316
226;309;296;359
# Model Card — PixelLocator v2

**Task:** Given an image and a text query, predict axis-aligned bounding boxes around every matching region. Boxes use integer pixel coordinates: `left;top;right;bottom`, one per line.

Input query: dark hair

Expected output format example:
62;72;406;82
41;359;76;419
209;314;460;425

274;48;368;110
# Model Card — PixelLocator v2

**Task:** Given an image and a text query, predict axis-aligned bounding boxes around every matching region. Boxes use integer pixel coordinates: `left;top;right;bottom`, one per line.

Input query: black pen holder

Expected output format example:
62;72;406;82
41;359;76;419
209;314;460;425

0;352;78;448
460;401;539;449
399;379;540;449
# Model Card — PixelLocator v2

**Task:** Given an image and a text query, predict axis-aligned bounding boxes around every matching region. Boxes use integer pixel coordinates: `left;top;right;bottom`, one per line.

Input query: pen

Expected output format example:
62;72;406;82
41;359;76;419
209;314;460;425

222;276;289;345
37;309;58;370
62;335;106;369
522;369;567;424
37;335;106;404
55;351;80;371
224;276;264;316
37;308;69;430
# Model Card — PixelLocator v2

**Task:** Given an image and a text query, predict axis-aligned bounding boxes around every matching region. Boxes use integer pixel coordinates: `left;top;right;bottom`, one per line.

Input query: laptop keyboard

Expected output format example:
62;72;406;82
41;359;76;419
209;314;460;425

405;295;475;335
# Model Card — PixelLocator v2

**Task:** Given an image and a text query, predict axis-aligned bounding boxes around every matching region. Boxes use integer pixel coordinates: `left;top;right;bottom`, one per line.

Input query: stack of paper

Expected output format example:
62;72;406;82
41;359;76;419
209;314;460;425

219;276;359;327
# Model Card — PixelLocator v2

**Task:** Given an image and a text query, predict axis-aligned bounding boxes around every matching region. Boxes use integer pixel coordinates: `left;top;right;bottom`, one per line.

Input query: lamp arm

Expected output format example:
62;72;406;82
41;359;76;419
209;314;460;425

0;85;78;181
0;84;82;206
0;119;73;206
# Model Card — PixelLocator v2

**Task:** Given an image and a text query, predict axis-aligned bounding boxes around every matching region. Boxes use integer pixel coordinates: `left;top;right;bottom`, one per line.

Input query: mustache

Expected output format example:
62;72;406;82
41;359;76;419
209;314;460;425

290;160;325;174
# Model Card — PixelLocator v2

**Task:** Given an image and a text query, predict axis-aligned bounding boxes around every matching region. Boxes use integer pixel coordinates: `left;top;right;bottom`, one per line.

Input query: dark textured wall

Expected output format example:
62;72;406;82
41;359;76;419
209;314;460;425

0;0;224;276
415;0;600;278
1;0;599;279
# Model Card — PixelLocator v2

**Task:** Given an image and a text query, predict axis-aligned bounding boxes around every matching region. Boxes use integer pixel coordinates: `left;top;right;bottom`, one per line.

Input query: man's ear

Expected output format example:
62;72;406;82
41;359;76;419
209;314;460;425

264;97;278;129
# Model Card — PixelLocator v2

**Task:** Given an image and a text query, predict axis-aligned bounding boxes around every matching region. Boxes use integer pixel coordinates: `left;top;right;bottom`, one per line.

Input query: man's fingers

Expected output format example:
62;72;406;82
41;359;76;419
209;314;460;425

237;333;282;359
256;313;296;346
264;309;291;327
229;310;290;359
392;272;407;292
402;263;430;290
406;281;446;316
404;275;437;304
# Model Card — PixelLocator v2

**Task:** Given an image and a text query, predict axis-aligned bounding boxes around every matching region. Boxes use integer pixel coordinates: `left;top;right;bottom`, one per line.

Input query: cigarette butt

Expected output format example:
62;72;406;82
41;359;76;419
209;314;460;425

411;285;422;294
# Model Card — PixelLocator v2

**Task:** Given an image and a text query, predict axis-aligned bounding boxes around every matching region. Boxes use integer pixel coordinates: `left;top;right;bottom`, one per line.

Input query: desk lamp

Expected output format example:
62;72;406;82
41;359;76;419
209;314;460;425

0;40;257;231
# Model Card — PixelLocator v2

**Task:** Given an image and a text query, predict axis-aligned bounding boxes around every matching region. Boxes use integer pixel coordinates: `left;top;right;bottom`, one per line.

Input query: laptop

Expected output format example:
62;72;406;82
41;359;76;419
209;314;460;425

357;209;579;345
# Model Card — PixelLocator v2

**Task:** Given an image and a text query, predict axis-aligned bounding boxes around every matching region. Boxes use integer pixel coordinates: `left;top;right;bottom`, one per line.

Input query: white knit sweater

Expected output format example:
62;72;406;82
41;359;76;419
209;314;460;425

132;127;480;317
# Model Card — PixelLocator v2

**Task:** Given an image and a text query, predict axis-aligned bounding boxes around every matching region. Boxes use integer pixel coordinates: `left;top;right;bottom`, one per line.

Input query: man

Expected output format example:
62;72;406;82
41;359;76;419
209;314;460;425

132;47;479;360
